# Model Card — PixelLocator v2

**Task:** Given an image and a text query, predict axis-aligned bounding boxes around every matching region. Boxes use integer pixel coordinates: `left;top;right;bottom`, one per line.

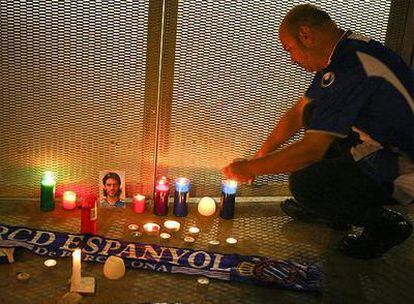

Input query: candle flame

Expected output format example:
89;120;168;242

228;180;237;187
134;194;145;200
158;176;167;185
164;220;180;230
63;191;76;202
144;223;160;232
42;171;56;185
73;248;81;259
177;177;189;185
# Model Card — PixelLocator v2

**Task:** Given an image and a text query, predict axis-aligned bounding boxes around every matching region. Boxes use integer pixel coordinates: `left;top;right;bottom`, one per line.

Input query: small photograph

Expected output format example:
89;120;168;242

99;170;126;208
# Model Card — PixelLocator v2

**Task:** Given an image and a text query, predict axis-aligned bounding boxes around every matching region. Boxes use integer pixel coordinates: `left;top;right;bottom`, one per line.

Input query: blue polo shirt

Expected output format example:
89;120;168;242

305;31;414;161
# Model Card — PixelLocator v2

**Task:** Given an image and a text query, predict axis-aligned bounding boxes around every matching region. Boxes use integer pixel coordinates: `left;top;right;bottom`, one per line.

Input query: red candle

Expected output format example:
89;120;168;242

133;194;146;213
81;194;97;234
154;177;170;216
62;191;77;210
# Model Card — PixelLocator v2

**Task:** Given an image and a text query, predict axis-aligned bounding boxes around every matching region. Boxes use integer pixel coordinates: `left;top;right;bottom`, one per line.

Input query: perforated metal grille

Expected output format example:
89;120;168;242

0;1;148;198
0;0;394;199
166;0;391;196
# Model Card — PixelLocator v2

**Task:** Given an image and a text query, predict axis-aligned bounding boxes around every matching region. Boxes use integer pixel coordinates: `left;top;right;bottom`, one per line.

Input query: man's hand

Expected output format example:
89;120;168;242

222;160;254;182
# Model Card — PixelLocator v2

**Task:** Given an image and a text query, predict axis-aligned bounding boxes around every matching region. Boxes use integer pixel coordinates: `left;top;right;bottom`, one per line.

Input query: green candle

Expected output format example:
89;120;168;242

40;171;56;212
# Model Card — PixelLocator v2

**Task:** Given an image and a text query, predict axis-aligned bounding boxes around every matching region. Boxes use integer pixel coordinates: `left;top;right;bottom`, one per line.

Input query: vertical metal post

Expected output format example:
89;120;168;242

141;0;179;195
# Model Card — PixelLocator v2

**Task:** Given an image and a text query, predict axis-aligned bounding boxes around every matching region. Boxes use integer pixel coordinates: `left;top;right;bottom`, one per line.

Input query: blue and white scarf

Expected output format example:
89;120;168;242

0;224;322;292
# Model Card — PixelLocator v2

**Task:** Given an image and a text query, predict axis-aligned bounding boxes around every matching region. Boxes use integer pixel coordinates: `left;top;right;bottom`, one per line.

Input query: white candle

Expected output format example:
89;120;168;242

44;259;57;267
163;220;181;232
226;237;238;246
128;224;139;231
188;226;200;236
71;248;82;290
208;240;220;246
143;223;160;236
184;236;195;244
198;197;216;216
160;232;171;241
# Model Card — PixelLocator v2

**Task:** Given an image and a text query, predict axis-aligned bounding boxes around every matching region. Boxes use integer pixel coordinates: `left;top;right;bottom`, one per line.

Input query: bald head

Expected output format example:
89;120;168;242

278;4;343;72
280;4;334;36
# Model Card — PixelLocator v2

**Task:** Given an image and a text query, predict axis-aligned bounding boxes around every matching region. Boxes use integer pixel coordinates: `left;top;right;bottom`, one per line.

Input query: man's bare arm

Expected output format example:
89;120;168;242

255;96;309;158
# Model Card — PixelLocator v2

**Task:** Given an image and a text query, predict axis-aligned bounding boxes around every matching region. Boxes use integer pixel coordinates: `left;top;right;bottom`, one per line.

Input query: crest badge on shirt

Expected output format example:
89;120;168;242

321;71;335;88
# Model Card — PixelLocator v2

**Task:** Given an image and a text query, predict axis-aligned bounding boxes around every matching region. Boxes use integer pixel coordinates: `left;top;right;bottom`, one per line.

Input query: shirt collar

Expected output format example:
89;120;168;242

327;30;352;66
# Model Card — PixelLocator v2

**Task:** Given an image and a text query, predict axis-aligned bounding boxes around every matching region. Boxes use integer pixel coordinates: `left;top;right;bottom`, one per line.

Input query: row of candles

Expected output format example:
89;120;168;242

138;220;238;246
40;172;238;219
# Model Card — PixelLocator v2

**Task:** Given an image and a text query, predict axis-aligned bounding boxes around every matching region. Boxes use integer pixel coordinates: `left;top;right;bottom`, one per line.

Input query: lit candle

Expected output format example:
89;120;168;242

163;220;181;232
143;223;160;236
160;232;171;241
208;240;220;248
131;231;142;238
44;259;57;267
196;276;210;293
62;191;77;210
220;180;237;219
173;177;190;217
226;237;238;246
16;272;30;281
183;236;195;244
198;197;216;216
70;248;82;292
40;171;56;212
154;177;170;216
188;226;200;236
133;194;146;214
128;224;139;231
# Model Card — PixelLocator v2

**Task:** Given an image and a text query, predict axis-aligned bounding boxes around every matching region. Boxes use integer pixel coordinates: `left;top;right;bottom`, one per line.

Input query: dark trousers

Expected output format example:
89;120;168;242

289;137;396;227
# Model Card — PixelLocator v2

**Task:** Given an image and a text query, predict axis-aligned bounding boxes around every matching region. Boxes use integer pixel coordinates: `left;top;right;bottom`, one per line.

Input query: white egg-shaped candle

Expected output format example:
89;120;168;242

198;197;216;216
103;256;125;280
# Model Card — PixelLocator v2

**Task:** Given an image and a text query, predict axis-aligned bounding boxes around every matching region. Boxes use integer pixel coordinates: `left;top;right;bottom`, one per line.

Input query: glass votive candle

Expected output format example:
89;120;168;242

220;179;238;219
40;171;56;212
133;194;146;214
62;191;77;210
143;223;160;236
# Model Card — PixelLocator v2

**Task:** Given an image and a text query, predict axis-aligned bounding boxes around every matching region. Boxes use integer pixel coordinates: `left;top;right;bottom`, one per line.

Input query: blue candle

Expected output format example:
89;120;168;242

40;171;56;212
220;179;237;219
173;177;190;217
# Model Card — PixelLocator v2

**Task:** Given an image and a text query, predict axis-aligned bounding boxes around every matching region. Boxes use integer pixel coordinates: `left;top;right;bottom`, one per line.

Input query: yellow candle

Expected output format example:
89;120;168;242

71;248;82;291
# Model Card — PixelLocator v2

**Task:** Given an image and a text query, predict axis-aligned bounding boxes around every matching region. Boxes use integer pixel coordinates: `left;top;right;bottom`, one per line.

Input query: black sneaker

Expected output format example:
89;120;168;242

339;209;413;259
280;198;351;231
280;198;316;221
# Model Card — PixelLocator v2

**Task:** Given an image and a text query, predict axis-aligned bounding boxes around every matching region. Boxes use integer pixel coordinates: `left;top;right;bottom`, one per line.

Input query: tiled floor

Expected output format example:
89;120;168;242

0;200;413;304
